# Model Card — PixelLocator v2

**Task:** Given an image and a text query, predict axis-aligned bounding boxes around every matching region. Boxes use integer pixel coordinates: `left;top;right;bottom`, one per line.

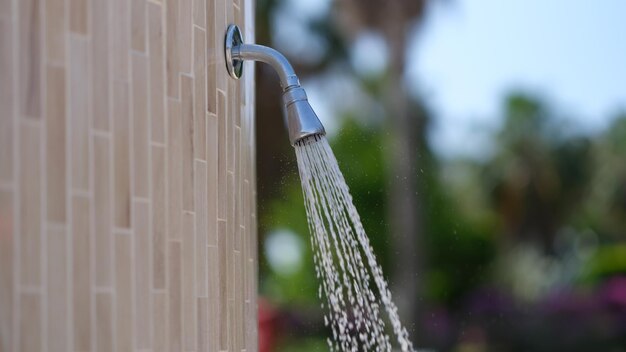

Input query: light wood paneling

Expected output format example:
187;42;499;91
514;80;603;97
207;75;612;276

115;233;133;351
19;122;41;286
132;54;150;198
19;0;42;119
113;80;131;228
94;135;112;287
91;0;110;131
46;65;67;223
95;292;113;352
0;0;257;350
152;144;167;289
0;18;13;182
0;190;13;351
72;195;91;350
47;226;69;351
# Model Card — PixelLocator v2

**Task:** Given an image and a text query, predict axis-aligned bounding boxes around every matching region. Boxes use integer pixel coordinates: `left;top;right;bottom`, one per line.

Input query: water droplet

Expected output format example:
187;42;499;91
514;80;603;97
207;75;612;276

294;136;415;351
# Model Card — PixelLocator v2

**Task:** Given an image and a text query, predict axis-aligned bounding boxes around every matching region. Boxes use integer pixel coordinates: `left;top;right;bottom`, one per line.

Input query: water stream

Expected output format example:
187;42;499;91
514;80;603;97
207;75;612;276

294;135;415;352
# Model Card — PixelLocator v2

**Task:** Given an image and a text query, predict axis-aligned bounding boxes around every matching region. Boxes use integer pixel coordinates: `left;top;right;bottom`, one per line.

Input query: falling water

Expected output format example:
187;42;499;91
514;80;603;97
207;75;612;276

294;134;415;352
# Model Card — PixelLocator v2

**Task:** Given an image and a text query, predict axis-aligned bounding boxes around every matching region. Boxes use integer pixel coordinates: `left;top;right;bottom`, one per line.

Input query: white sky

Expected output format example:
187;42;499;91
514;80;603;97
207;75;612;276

408;0;626;159
274;0;626;159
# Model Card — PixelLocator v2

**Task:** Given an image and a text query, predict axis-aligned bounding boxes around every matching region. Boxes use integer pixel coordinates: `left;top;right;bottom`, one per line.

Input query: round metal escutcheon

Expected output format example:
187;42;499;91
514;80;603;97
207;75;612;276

225;24;244;79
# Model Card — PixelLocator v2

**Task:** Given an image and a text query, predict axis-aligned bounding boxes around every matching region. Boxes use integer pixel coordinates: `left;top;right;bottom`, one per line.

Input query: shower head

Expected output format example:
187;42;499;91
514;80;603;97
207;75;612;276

224;24;326;145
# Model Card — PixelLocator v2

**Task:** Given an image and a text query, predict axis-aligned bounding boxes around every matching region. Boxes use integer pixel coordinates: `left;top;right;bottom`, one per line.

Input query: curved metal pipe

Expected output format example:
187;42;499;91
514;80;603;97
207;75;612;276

224;24;325;145
232;44;300;89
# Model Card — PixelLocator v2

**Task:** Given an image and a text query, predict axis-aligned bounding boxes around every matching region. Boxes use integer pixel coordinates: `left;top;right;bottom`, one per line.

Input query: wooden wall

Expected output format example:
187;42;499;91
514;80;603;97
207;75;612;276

0;0;258;350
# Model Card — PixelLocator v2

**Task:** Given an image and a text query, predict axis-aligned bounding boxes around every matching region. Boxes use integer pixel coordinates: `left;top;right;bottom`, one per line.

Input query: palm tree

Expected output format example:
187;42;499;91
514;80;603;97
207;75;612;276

335;0;429;336
256;0;433;341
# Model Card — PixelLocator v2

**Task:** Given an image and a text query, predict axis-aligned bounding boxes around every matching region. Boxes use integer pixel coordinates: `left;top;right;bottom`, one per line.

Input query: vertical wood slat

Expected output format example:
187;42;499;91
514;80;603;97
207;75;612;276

19;122;41;286
148;2;165;143
95;292;114;352
0;18;13;182
165;0;179;98
233;127;242;252
195;161;208;297
182;212;196;351
92;0;110;131
110;0;130;80
213;0;228;93
207;246;221;351
207;114;218;246
131;0;146;52
69;0;87;34
217;219;228;350
206;0;217;114
181;75;194;211
0;191;13;352
153;291;169;352
70;36;90;191
226;171;235;351
0;0;9;16
20;293;41;351
113;81;131;228
152;145;166;289
168;241;182;352
197;297;209;351
226;82;236;174
133;201;151;349
193;0;206;29
94;135;112;287
207;245;219;351
115;233;133;351
45;0;65;63
167;98;182;240
217;91;227;220
193;27;207;161
47;226;69;351
132;53;149;198
46;65;67;223
72;195;91;351
178;0;192;74
19;0;42;119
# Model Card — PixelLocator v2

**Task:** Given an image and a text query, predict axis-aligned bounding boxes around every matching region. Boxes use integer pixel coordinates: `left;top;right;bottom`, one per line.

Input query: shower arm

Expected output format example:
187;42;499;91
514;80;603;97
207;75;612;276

231;44;301;90
224;24;325;145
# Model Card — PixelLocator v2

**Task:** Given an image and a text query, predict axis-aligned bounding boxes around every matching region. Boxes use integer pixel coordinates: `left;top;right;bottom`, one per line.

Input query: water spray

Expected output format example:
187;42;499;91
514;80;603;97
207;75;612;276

224;24;415;351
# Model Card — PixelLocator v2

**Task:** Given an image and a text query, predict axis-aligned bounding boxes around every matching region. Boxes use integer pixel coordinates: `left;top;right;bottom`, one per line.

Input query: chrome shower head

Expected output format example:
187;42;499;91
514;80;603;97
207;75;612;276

224;24;326;145
283;87;326;145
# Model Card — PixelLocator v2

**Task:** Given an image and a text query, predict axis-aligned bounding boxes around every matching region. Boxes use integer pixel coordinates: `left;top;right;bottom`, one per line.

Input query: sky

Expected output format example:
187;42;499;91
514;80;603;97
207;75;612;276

408;0;626;159
272;0;626;159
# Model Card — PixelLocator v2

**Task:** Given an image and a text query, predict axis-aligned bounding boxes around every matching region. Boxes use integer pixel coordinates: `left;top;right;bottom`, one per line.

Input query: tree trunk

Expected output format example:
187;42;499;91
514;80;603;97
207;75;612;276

383;4;424;340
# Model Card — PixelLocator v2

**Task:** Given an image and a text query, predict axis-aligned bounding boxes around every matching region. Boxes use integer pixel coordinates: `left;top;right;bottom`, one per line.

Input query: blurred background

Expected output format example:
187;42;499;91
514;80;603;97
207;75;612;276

253;0;626;351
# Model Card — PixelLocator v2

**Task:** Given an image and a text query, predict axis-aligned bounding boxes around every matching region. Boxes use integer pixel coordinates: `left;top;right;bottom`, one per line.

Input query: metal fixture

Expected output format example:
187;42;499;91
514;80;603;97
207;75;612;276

224;24;326;145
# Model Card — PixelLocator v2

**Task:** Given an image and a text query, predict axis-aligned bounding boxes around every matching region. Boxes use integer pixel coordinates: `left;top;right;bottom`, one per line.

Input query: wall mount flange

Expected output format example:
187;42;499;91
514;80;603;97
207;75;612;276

225;24;244;79
222;24;325;145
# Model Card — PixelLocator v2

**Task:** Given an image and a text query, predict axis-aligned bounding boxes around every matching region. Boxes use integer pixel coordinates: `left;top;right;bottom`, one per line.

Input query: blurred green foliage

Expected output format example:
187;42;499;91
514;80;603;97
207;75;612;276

255;0;626;349
260;92;626;351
